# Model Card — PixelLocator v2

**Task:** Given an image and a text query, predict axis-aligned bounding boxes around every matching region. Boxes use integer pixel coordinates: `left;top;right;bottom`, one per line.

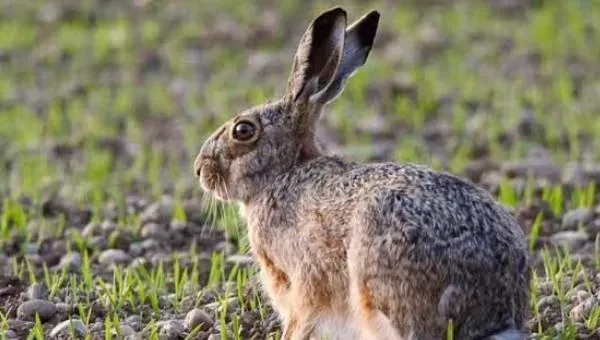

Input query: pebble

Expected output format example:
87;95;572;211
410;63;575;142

141;238;160;251
118;324;136;337
82;222;100;237
17;299;57;322
3;330;17;338
129;242;144;257
570;296;598;322
49;319;86;338
98;249;132;265
562;207;593;230
58;251;82;272
170;220;188;233
184;308;213;331
141;222;166;240
226;254;254;267
125;315;142;331
26;282;47;300
156;320;186;340
140;200;173;225
24;243;39;254
549;231;588;250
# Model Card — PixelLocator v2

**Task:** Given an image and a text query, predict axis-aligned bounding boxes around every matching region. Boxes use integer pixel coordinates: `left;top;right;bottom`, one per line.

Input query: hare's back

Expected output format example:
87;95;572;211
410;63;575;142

351;162;528;274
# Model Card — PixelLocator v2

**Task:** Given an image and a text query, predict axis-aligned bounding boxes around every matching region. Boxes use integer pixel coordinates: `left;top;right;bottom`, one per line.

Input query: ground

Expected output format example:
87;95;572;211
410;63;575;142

1;0;600;339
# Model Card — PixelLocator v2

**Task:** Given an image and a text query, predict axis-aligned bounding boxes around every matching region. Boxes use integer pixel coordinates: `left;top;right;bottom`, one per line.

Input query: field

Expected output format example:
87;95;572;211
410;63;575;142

1;0;600;339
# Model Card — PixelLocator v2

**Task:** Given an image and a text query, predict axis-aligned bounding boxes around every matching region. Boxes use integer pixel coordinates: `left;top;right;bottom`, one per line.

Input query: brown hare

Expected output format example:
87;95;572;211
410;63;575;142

194;7;529;340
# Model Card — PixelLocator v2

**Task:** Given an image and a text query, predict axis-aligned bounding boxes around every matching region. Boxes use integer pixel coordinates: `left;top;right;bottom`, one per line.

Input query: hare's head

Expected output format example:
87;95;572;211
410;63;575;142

194;7;379;202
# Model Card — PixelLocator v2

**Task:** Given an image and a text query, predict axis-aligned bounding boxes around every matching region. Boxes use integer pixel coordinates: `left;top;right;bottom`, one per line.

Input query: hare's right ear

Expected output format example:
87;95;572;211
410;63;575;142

285;7;347;104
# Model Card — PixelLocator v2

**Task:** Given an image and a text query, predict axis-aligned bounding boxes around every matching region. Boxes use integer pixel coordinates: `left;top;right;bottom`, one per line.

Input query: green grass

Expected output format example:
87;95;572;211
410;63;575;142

0;0;600;339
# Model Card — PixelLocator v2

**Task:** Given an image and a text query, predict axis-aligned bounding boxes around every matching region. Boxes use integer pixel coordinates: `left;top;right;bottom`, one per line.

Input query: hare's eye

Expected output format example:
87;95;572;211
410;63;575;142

232;121;257;142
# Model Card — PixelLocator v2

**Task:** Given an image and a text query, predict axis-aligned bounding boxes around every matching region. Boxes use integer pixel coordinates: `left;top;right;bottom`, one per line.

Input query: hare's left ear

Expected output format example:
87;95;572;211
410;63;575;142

285;9;380;106
285;7;348;104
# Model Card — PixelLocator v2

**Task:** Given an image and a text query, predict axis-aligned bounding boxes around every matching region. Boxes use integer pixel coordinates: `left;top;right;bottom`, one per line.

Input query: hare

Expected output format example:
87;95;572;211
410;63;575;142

194;7;530;340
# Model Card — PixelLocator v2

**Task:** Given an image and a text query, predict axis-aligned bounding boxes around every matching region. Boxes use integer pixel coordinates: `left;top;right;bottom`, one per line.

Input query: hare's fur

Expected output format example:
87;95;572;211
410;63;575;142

195;7;530;340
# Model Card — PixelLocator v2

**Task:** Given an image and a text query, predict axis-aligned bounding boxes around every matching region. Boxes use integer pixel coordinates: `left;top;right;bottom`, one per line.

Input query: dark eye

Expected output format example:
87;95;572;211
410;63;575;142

232;121;257;142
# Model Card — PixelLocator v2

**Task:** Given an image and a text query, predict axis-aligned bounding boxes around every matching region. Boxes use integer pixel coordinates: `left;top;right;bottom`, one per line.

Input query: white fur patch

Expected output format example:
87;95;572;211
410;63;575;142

311;313;361;340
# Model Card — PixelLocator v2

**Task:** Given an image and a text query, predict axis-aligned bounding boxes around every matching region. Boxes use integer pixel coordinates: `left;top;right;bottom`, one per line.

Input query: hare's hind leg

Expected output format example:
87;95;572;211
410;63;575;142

348;279;402;340
347;191;443;340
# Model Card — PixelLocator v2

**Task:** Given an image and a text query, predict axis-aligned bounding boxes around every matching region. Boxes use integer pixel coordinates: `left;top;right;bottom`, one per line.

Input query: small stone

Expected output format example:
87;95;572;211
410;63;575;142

129;242;143;257
184;308;213;331
562;207;593;230
25;243;39;254
58;251;82;272
586;219;600;239
101;220;117;233
536;295;559;311
82;222;100;237
157;320;185;340
140;200;173;225
3;330;17;338
141;222;166;240
26;282;47;300
170;220;188;233
226;255;254;267
118;324;136;337
125;315;142;331
98;249;132;265
549;231;588;250
140;238;160;251
49;319;86;338
55;303;71;314
570;296;598;322
108;229;134;250
17;299;57;322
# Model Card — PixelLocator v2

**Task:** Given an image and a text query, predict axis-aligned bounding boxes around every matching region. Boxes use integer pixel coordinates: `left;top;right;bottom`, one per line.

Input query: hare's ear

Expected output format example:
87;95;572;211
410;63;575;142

319;10;379;104
285;7;347;104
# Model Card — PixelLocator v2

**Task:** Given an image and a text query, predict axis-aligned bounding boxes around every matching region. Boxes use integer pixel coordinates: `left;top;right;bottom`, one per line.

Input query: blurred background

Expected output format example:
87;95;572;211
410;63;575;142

1;0;600;339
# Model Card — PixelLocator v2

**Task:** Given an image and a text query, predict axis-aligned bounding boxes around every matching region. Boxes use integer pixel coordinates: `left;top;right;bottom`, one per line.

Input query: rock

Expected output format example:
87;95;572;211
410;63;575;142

585;219;600;239
570;296;598;323
140;238;160;251
82;222;100;237
141;222;166;240
49;319;86;338
226;255;254;267
108;229;135;250
55;302;71;314
3;329;17;338
184;308;213;331
57;251;82;272
183;200;208;225
118;324;136;337
101;220;117;233
98;249;132;265
156;320;185;340
140;200;173;225
562;207;593;230
26;282;47;300
501;160;561;181
129;242;143;257
17;299;57;322
549;231;588;250
125;315;142;331
170;220;188;233
24;243;39;254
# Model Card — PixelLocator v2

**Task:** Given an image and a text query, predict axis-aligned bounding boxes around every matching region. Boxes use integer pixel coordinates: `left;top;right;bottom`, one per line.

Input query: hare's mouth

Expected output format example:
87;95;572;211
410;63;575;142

198;163;229;200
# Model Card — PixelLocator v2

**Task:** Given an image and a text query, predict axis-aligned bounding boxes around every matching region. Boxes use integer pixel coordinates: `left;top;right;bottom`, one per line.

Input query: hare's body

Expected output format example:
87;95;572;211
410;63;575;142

195;7;530;340
242;156;528;339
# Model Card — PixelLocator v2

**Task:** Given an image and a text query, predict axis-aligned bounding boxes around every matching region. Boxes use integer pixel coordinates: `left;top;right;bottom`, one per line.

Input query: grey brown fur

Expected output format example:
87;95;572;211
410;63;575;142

194;7;530;340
